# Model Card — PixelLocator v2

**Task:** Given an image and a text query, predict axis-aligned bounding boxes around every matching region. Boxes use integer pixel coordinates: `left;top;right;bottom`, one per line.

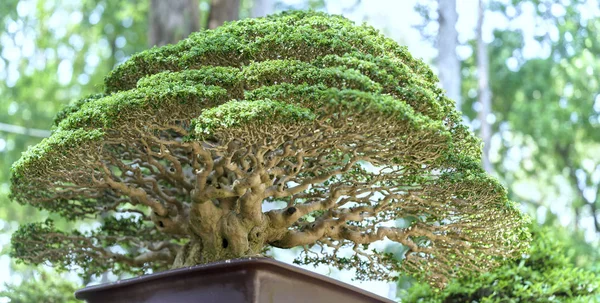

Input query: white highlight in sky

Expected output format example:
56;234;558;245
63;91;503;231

57;59;73;85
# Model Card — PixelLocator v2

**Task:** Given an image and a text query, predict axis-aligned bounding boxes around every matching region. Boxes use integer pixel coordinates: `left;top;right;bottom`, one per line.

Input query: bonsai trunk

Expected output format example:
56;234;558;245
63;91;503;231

170;199;272;267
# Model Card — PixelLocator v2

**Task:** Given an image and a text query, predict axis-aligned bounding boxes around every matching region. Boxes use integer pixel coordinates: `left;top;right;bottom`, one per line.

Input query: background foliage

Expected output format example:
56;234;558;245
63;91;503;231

0;271;78;303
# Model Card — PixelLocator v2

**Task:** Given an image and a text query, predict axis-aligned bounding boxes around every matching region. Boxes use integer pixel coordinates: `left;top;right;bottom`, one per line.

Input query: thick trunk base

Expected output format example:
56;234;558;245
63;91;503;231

171;237;263;268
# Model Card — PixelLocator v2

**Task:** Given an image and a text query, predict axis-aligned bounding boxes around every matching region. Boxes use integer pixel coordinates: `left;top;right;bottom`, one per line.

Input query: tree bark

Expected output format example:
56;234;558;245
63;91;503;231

477;0;493;173
149;0;200;47
558;144;600;233
437;0;461;111
208;0;241;29
251;0;275;18
590;196;600;233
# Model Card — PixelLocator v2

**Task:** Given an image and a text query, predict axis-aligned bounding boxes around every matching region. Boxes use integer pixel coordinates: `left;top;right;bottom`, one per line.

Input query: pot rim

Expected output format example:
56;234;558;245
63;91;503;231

75;257;394;302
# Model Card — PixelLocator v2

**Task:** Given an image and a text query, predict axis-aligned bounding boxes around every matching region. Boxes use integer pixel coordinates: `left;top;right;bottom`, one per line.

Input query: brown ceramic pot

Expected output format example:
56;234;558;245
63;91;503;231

75;257;394;303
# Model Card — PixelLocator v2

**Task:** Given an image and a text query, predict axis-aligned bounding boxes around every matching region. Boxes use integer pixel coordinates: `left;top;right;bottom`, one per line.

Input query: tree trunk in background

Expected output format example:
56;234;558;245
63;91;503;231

437;0;461;111
208;0;241;29
251;0;275;18
477;0;492;173
149;0;200;47
559;145;600;232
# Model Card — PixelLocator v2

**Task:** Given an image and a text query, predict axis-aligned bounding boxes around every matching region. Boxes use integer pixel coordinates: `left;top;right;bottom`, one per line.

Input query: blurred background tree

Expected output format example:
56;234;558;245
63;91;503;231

0;271;79;303
1;0;599;302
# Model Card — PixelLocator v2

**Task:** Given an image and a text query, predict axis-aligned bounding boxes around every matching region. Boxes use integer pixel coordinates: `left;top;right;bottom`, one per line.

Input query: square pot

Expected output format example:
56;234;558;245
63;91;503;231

75;257;394;303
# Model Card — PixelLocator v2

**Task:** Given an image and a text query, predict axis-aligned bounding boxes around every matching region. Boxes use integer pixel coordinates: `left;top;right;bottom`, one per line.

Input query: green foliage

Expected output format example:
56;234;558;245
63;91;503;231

191;99;316;138
52;94;106;128
401;226;600;302
10;218;168;277
104;11;435;95
0;271;79;303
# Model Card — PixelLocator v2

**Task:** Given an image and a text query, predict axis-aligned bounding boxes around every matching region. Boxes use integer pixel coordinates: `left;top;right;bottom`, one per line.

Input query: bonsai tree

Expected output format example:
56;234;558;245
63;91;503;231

10;11;529;287
401;225;600;302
